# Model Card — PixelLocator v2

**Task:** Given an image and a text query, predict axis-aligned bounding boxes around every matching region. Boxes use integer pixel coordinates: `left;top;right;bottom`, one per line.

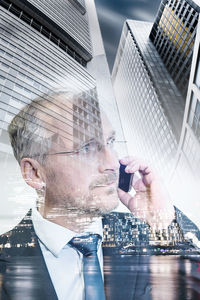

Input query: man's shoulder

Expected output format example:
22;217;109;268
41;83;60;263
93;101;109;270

175;207;200;240
0;209;38;258
0;210;59;300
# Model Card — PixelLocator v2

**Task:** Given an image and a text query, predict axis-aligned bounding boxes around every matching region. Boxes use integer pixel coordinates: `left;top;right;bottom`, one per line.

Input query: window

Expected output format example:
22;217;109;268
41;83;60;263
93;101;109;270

0;75;5;85
192;100;200;140
5;52;13;59
9;98;24;110
20;12;32;24
1;62;10;70
194;49;200;88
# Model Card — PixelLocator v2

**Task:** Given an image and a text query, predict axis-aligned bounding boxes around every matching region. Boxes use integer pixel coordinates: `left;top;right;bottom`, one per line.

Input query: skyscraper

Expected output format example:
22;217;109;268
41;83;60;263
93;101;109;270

0;0;96;155
169;15;200;228
150;0;200;98
112;20;184;178
176;15;200;179
0;0;125;230
112;1;200;226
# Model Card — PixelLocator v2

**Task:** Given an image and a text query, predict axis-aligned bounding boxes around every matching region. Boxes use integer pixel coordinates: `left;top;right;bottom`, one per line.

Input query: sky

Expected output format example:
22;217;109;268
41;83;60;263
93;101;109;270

95;0;161;70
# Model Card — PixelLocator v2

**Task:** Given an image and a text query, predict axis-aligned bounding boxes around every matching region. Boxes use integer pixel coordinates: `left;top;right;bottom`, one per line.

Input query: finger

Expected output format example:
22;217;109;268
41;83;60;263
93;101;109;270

120;156;152;171
120;157;154;182
119;156;137;165
125;161;139;173
125;161;152;175
133;179;148;192
136;162;152;174
131;171;141;184
118;188;145;212
117;188;132;207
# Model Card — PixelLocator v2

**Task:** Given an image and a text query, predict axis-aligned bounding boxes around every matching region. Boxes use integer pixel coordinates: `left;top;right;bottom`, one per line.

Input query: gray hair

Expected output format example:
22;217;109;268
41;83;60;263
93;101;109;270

8;90;74;165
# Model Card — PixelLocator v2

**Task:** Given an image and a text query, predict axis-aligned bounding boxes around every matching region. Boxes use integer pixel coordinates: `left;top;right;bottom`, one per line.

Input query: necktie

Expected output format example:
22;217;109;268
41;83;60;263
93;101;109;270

69;234;105;300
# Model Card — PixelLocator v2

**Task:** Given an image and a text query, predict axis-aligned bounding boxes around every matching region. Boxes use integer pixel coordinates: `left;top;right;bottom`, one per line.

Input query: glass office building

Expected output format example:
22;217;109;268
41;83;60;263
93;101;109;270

112;20;185;179
0;0;94;226
178;14;200;178
0;0;125;230
168;15;200;228
0;0;97;152
150;0;200;99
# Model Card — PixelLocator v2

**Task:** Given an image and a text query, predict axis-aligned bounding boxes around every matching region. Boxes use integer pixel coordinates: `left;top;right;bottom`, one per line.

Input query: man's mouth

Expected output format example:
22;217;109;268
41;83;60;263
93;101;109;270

94;181;116;187
89;173;118;190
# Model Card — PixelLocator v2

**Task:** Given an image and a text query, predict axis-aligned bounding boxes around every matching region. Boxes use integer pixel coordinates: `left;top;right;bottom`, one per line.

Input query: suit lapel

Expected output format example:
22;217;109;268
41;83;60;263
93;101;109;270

0;213;58;300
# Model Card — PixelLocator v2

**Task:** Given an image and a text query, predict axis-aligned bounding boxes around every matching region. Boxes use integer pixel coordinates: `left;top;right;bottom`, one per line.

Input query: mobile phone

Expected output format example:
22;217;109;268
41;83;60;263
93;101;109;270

118;163;134;192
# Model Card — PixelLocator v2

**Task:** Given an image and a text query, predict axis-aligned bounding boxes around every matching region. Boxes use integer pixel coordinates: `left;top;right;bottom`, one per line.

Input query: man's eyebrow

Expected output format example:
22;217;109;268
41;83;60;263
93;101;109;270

79;138;96;147
108;130;116;138
84;138;96;144
81;132;116;146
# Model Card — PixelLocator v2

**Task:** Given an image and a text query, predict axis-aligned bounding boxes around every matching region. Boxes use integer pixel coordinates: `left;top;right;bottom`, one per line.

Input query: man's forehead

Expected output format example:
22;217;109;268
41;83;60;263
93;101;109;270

36;93;115;149
101;112;115;139
36;95;73;131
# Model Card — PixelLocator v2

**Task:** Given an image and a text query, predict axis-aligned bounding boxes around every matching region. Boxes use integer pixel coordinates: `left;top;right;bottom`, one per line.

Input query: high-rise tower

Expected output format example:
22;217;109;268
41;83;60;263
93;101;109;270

0;0;126;231
150;0;200;98
168;15;200;228
112;20;184;178
175;14;200;179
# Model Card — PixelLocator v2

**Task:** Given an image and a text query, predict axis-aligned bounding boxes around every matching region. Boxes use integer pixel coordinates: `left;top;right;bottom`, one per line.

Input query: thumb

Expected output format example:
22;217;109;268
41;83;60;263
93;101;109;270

117;188;132;208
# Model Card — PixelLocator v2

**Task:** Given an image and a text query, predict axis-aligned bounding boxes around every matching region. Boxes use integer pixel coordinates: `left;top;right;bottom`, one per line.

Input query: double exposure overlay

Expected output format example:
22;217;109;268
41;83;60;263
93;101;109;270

0;0;200;300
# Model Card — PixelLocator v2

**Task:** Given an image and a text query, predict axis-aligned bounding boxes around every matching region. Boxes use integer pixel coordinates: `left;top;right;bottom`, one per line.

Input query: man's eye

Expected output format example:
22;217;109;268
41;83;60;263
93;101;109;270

81;142;96;154
107;137;115;146
80;144;90;154
82;144;90;153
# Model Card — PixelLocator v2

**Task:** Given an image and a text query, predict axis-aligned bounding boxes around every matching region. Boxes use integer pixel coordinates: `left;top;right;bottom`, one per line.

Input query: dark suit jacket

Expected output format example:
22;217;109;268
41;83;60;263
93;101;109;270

0;209;199;300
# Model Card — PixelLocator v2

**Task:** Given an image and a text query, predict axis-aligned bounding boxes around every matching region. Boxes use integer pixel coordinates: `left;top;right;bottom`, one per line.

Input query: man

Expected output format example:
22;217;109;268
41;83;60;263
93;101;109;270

0;90;197;299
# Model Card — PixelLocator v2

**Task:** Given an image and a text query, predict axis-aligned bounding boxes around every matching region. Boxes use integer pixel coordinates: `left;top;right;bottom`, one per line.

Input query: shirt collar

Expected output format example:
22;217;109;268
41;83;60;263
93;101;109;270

31;207;103;258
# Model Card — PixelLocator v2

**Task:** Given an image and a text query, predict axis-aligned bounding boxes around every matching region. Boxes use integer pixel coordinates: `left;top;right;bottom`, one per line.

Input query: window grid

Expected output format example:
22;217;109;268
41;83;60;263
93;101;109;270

0;0;87;66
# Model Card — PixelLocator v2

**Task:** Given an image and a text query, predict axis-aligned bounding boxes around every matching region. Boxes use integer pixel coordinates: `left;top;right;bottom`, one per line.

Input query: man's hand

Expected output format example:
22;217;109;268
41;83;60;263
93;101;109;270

117;156;175;229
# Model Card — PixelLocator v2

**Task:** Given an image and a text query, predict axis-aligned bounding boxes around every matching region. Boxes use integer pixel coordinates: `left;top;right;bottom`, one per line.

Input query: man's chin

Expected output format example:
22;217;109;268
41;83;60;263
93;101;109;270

100;202;119;215
97;192;119;215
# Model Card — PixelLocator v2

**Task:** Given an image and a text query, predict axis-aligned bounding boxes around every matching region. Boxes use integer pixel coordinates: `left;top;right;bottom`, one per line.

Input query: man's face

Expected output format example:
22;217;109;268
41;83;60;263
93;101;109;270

43;111;120;218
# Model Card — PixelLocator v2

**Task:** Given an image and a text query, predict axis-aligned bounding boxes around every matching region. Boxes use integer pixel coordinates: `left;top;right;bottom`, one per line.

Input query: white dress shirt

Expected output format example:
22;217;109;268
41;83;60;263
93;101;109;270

31;207;104;300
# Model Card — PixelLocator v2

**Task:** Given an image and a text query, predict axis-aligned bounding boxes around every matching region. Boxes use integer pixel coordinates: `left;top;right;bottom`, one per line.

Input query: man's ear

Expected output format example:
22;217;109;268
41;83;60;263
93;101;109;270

20;158;46;190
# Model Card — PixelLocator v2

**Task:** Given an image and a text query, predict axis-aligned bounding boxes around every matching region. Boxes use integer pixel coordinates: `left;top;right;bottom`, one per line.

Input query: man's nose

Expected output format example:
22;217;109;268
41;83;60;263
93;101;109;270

98;146;120;173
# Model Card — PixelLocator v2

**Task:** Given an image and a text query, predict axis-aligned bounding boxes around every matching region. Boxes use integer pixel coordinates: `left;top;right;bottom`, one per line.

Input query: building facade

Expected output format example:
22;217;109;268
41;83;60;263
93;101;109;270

112;20;185;179
169;15;200;228
150;0;200;99
176;15;200;179
0;0;126;231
